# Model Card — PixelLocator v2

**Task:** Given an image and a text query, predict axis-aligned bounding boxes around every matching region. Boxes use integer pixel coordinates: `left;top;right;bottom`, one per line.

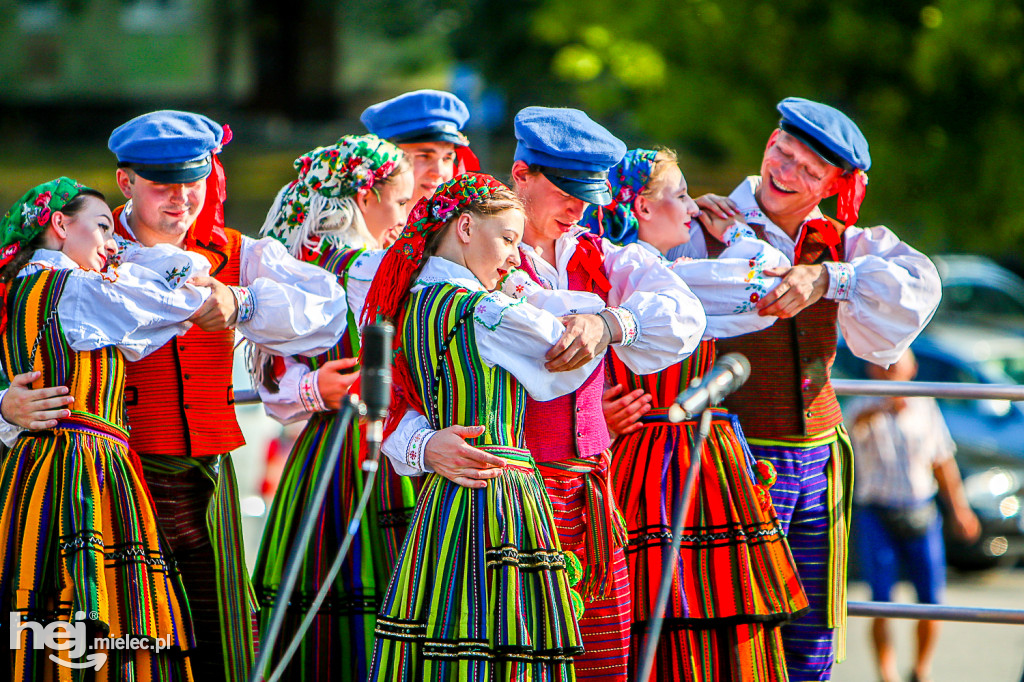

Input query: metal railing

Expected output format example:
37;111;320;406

233;377;1024;627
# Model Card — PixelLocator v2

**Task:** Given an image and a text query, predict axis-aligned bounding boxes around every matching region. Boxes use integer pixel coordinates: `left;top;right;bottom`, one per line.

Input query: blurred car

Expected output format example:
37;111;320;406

933;254;1024;331
835;323;1024;570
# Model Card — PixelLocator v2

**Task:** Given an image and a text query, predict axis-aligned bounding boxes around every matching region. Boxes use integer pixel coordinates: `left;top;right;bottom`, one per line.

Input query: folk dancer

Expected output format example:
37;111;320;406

585;148;808;681
0;179;209;680
681;97;942;680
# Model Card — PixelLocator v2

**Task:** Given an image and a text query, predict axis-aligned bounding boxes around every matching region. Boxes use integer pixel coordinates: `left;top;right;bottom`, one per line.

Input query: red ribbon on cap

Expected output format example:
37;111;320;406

836;169;868;228
189;124;233;247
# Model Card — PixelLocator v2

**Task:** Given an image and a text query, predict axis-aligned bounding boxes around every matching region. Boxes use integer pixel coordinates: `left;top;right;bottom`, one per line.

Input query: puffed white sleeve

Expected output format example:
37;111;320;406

58;252;212;362
257;355;322;424
668;225;788;339
599;240;706;374
826;226;941;366
498;268;606;315
236;236;347;356
473;291;604;401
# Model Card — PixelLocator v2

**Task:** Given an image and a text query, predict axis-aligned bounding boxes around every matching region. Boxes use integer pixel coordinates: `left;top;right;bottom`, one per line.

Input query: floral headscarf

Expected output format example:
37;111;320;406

0;177;93;332
361;172;511;325
260;134;405;255
0;177;90;268
582;148;660;245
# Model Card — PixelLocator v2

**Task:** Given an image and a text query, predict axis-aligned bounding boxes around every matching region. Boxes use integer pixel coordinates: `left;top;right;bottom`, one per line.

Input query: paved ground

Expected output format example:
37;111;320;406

836;571;1024;681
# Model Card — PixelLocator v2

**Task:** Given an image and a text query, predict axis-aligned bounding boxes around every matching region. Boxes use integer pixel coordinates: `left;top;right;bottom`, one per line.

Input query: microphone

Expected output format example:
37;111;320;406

668;353;751;423
360;322;393;454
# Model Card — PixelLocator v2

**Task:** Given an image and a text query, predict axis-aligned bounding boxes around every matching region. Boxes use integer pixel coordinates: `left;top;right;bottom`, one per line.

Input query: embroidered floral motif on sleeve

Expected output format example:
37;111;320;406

298;369;326;413
605;306;639;346
498;269;540;300
734;250;771;314
723;223;757;246
163;262;193;289
473;292;524;331
230;286;257;323
407;427;435;472
824;261;855;301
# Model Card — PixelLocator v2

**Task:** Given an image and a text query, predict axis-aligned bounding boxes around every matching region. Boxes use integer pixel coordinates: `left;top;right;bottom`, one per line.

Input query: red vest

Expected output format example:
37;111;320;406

519;234;611;462
113;205;246;457
705;218;847;439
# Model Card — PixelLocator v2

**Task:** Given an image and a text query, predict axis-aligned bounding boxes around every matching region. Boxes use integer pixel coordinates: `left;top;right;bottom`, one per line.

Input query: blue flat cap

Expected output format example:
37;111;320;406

109;110;225;184
777;97;870;172
360;90;470;146
514;106;627;205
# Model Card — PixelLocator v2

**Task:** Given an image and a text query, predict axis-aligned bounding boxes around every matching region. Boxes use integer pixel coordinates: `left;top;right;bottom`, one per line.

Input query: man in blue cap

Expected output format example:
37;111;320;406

0;110;348;682
383;106;707;681
361;89;480;204
673;97;942;680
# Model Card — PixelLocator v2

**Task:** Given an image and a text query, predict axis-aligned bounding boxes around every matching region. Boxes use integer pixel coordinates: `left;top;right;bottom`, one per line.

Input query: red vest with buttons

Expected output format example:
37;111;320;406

704;217;847;439
518;234;611;463
112;205;245;457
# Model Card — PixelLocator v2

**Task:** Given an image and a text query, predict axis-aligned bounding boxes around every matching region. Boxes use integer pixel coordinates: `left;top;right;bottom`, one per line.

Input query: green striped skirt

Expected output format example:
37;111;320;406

370;445;583;682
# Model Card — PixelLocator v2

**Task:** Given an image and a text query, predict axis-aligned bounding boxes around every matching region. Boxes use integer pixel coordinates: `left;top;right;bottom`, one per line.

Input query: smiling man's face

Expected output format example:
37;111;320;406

756;129;843;230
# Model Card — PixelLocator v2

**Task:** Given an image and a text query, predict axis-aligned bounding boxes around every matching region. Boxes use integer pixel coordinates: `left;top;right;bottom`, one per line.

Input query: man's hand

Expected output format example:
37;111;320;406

316;358;361;410
756;265;829;318
188;276;239;331
1;371;73;430
546;314;611;372
951;505;982;544
424;424;507;489
695;193;741;221
602;384;652;437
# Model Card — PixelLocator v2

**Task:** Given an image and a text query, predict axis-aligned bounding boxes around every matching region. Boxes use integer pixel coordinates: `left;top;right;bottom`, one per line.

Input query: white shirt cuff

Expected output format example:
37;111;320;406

229;285;257;323
824;261;856;301
604;306;639;347
406;427;436;474
0;389;25;447
297;368;327;413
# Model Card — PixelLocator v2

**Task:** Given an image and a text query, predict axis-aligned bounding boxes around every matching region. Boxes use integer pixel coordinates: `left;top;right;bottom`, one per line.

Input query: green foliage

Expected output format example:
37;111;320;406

455;0;1024;256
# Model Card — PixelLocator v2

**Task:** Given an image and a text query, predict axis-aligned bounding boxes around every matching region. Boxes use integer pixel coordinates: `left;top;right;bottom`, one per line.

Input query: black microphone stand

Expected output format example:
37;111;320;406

634;407;714;682
247;394;361;682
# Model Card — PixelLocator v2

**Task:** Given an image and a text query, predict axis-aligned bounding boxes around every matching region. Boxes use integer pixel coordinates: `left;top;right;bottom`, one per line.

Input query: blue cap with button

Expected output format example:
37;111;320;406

108;110;226;184
777;97;870;173
513;106;627;205
360;90;471;146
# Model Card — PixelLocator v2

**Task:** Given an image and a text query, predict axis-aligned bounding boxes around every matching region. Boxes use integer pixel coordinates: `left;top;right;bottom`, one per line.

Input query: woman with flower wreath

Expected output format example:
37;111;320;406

248;134;422;681
582;148;809;681
363;173;617;681
0;178;213;680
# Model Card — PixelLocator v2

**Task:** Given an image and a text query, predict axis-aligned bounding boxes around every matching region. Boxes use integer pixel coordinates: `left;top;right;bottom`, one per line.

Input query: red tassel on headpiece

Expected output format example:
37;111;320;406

836;169;868;228
454;146;481;175
189;124;233;247
0;242;22;334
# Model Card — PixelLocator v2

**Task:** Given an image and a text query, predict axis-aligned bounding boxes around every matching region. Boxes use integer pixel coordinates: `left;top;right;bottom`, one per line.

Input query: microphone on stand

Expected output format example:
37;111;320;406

360;322;393;470
668;353;751;423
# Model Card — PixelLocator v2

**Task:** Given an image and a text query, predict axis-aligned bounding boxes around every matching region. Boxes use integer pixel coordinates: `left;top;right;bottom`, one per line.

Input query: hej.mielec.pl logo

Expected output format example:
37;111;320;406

8;610;171;670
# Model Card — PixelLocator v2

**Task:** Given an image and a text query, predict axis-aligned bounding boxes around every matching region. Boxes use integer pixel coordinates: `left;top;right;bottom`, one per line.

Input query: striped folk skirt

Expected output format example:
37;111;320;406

0;417;194;681
370;446;583;682
252;411;418;681
610;410;808;681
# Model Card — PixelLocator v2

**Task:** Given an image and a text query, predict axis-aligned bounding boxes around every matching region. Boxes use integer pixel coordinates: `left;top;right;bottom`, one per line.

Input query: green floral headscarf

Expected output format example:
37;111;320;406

0;177;90;255
260;134;405;253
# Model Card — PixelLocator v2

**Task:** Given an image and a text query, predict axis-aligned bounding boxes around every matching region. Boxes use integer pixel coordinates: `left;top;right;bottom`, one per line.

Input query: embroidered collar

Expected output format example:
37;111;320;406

412;256;485;293
20;249;79;276
518;225;591;288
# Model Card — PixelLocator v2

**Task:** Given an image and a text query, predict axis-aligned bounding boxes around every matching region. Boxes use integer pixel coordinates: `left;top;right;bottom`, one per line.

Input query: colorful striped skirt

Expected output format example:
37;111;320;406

252;411;418;681
0;416;194;681
610;409;808;681
370;445;583;682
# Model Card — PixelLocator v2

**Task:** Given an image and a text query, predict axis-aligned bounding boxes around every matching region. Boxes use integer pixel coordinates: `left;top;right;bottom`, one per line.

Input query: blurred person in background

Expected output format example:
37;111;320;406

847;349;980;682
361;89;480;204
584;148;808;680
685;97;942;680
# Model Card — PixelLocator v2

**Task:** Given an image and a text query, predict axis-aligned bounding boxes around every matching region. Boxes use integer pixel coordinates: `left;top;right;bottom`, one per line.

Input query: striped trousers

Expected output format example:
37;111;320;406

748;431;852;682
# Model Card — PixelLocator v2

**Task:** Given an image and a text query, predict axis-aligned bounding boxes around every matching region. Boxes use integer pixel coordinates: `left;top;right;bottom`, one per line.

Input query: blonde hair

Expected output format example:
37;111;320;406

641;148;679;199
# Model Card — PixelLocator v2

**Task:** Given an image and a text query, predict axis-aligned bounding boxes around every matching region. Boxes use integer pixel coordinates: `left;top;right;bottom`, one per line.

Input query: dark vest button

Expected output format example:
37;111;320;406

805;410;813;418
576;431;583;437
